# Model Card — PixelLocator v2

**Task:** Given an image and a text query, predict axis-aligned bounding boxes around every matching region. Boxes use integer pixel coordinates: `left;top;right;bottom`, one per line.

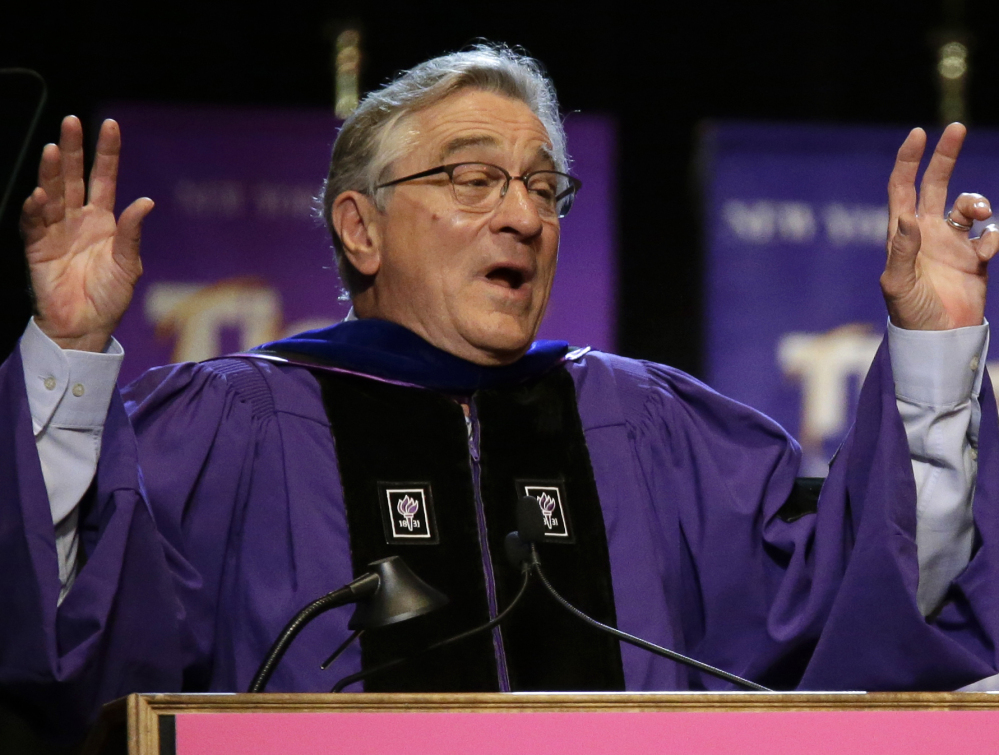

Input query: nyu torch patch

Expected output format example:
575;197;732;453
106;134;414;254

378;482;439;544
517;480;574;542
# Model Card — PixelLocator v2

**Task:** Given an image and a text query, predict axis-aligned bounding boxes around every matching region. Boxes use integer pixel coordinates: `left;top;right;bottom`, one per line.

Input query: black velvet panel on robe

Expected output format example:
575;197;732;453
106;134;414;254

474;368;625;691
317;372;497;692
316;366;625;692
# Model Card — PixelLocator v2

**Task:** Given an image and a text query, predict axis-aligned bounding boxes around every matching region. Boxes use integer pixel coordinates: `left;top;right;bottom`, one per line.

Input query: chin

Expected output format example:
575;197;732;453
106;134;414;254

462;317;538;365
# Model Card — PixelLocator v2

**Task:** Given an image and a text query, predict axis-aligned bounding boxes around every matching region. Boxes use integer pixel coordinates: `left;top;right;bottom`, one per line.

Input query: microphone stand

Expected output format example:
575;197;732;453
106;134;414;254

0;69;47;229
525;544;770;692
331;568;532;692
250;556;448;693
249;573;380;693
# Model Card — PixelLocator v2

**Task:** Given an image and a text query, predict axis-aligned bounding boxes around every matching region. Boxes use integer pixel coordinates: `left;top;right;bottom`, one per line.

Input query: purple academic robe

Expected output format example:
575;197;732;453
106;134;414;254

2;338;999;738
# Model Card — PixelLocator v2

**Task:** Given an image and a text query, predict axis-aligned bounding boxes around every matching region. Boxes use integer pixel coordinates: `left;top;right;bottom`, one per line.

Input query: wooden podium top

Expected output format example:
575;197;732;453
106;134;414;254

84;691;999;755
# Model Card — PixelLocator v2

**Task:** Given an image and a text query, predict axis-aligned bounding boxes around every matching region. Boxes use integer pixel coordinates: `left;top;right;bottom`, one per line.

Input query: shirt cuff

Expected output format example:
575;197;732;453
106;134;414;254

887;319;989;406
20;318;124;434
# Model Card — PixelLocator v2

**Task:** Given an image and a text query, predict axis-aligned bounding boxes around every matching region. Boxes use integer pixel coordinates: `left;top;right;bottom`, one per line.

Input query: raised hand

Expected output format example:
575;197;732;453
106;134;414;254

20;116;153;352
881;123;999;331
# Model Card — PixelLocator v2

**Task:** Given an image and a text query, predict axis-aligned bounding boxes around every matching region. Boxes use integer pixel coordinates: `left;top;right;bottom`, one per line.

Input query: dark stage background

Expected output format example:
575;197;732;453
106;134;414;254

0;0;987;376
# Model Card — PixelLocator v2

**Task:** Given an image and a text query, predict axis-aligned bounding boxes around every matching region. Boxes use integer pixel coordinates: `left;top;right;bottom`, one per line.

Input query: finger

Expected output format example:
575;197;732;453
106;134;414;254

887;128;926;238
949;192;992;228
112;197;154;272
36;143;65;224
88;119;121;212
20;187;49;241
976;223;999;263
918;122;967;217
882;213;922;299
60;115;86;211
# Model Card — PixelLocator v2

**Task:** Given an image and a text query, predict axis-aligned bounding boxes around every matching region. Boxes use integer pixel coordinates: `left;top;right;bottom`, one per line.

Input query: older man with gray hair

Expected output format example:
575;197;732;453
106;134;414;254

3;44;999;741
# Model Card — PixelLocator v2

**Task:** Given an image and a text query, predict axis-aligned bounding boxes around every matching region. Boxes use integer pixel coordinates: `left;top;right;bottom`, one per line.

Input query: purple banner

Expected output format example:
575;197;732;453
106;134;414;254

702;123;999;474
108;106;616;384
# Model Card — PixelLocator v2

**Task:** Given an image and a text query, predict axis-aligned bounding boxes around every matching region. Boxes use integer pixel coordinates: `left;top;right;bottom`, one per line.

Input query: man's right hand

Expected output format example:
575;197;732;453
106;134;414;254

21;116;153;352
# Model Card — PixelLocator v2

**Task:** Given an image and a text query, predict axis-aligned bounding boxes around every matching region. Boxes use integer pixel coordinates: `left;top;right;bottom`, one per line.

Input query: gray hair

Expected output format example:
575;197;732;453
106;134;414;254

320;43;568;296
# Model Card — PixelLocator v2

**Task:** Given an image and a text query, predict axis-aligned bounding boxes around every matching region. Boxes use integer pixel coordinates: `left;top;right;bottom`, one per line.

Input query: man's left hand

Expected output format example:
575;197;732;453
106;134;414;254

882;123;999;331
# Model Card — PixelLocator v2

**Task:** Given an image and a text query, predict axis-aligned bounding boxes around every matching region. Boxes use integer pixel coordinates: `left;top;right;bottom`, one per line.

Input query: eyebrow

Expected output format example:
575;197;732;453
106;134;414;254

438;135;556;169
535;145;556;169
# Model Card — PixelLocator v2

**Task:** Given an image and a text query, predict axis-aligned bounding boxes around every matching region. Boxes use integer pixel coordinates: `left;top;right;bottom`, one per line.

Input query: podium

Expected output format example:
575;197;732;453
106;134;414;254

83;692;999;754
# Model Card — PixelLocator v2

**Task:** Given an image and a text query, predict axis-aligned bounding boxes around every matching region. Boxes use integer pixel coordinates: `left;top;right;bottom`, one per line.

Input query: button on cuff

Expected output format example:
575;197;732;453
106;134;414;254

21;320;72;432
49;346;124;429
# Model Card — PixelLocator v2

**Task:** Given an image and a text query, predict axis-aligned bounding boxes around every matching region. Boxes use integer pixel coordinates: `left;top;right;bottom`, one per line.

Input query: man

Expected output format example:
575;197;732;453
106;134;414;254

3;45;999;741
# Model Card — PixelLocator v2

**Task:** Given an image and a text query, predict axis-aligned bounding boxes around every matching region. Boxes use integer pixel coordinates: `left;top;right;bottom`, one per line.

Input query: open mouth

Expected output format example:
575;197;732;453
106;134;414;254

485;267;526;289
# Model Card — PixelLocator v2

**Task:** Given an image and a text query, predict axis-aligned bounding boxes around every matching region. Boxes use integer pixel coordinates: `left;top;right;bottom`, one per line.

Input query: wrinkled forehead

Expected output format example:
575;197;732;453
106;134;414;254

436;134;557;169
401;89;556;169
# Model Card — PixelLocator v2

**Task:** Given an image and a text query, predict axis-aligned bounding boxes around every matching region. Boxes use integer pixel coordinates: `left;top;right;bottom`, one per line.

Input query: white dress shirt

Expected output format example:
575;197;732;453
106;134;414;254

19;319;124;603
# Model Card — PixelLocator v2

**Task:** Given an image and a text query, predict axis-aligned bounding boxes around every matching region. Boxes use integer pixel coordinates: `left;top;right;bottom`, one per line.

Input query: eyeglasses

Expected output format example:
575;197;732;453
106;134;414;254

374;162;583;219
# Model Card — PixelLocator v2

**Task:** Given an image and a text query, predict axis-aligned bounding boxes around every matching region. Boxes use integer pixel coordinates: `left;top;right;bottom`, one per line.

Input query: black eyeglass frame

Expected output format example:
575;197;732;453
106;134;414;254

374;162;583;218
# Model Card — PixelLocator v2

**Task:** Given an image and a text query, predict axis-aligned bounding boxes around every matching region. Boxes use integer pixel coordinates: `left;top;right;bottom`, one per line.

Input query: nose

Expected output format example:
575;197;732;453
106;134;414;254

490;178;546;239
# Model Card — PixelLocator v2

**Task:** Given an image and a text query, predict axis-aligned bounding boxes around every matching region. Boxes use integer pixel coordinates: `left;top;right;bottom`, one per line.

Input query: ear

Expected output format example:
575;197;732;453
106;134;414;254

331;191;383;277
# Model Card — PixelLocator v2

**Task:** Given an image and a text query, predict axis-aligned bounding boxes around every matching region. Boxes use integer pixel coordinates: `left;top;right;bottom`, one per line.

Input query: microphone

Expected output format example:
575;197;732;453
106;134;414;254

330;567;531;692
248;556;448;693
516;493;547;544
329;513;540;692
512;496;771;692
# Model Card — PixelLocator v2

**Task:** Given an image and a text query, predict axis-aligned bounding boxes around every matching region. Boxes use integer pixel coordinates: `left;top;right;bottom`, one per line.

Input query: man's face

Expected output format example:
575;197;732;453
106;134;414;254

357;89;560;366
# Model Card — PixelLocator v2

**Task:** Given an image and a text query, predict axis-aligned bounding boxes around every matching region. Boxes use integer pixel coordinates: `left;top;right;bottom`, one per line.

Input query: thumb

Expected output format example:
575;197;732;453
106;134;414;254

881;212;921;298
112;197;154;273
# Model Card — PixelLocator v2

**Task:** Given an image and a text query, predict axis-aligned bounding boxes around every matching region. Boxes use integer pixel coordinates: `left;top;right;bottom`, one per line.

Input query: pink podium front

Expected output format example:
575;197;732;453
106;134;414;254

83;692;999;755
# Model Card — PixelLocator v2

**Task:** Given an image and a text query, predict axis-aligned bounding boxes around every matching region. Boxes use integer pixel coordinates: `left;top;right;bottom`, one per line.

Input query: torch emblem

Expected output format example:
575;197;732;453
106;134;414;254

537;492;558;529
520;483;571;540
380;485;438;543
397;495;421;531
